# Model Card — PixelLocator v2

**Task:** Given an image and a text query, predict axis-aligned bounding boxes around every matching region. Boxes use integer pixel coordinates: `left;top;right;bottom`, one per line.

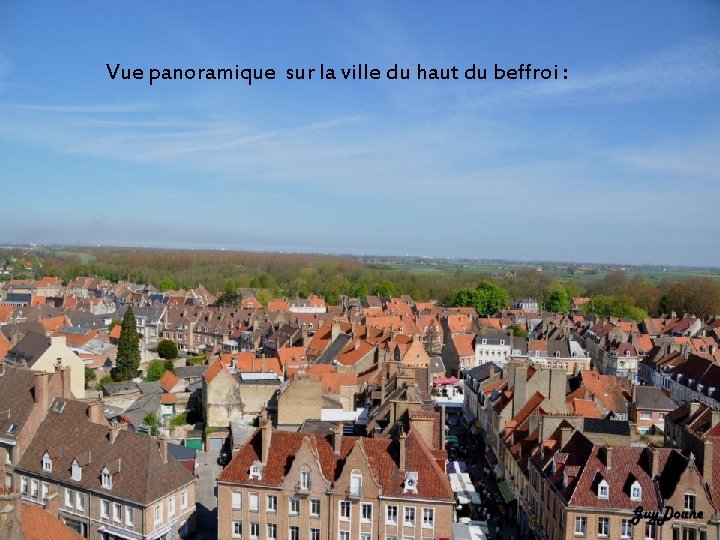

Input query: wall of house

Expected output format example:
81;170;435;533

33;337;86;398
277;378;322;426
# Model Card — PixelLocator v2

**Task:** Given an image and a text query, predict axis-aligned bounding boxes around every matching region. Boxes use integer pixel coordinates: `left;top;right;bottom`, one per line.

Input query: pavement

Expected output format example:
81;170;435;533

195;449;222;539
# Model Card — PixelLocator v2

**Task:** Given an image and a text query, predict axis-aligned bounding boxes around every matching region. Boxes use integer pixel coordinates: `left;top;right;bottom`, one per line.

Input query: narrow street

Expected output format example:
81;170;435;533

195;450;221;539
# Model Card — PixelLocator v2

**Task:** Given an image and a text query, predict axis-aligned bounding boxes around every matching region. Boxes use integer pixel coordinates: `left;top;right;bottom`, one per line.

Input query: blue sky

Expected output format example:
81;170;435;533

0;1;719;266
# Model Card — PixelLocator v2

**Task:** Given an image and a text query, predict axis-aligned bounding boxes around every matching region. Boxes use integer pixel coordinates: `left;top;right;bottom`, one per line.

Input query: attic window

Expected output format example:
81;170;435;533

51;400;66;414
101;467;112;489
6;422;18;435
630;481;641;501
249;460;264;480
42;452;52;472
71;460;82;481
482;339;487;345
598;479;609;500
403;471;418;494
555;351;561;358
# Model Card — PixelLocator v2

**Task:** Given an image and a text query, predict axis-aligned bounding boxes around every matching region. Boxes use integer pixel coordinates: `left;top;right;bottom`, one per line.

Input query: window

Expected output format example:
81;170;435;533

20;477;28;496
232;521;242;538
70;461;82;482
126;507;134;527
290;496;300;514
181;490;188;509
422;508;435;528
113;503;121;523
598;517;609;537
685;493;696;512
42;453;52;472
250;522;259;539
361;535;371;540
154;503;163;524
362;502;373;522
76;492;85;512
267;523;277;539
101;468;112;489
640;411;652;420
311;528;321;540
310;498;321;517
622;519;633;538
300;467;311;490
340;500;351;520
597;479;609;499
65;488;73;508
386;505;398;525
249;492;259;512
232;491;242;509
404;506;416;527
169;496;175;517
41;482;49;500
631;481;642;501
645;523;656;540
30;479;38;498
339;532;350;540
350;470;363;497
289;526;300;540
574;516;587;536
101;500;110;519
267;494;277;512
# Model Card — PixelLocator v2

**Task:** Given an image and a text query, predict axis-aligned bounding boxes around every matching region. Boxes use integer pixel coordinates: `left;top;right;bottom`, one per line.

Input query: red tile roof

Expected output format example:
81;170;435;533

158;370;180;393
219;427;453;501
20;503;85;540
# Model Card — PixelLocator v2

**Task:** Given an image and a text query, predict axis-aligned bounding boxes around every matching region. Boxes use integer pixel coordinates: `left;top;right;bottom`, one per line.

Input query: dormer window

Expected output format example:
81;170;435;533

42;452;52;472
403;471;418;494
555;351;561;358
598;479;609;499
249;460;264;480
630;481;642;501
101;467;112;489
71;460;82;481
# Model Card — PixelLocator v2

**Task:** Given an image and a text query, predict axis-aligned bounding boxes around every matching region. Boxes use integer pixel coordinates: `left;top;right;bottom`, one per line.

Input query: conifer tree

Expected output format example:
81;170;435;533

112;306;141;381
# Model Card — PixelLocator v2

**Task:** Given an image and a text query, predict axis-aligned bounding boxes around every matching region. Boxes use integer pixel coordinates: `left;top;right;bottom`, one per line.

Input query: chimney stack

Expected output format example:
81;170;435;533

704;438;714;484
331;322;341;343
34;372;50;411
87;400;106;426
441;405;446;449
44;490;59;518
58;366;73;399
332;422;343;455
605;446;613;470
399;428;407;472
260;409;272;464
159;434;168;464
650;447;659;479
561;426;573;448
109;421;126;445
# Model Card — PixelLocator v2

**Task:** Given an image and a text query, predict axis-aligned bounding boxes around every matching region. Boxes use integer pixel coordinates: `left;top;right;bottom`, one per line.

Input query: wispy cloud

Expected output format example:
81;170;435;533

471;38;720;107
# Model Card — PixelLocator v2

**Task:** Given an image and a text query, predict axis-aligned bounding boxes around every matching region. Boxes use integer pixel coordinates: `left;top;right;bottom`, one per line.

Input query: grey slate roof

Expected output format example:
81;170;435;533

582;418;631;437
316;333;351;364
634;386;678;411
7;332;50;366
175;365;208;379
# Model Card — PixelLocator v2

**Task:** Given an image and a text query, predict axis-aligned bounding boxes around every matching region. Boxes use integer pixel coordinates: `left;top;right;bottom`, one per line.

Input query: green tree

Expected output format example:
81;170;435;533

112;306;141;381
585;294;648;322
374;279;396;298
145;359;175;382
143;412;159;437
84;367;97;387
157;339;179;360
453;280;508;316
509;324;528;337
158;277;177;292
545;285;571;313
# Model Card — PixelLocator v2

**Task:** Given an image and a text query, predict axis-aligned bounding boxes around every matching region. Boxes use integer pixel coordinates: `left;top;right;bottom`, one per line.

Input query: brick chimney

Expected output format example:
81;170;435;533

399;428;407;472
440;405;446;449
605;446;613;470
87;400;105;425
44;490;59;518
159;435;168;464
561;426;573;448
108;421;126;445
34;372;50;411
55;365;73;399
410;412;435;449
332;422;343;455
260;410;272;464
649;447;659;479
704;438;713;484
331;322;341;343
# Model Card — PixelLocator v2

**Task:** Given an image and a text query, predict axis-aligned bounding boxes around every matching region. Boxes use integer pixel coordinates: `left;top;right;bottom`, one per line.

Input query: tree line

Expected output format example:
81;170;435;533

10;247;720;320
